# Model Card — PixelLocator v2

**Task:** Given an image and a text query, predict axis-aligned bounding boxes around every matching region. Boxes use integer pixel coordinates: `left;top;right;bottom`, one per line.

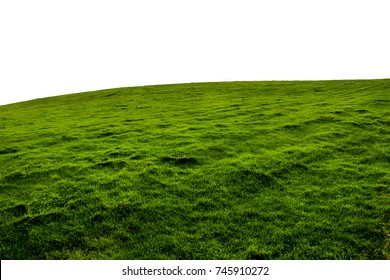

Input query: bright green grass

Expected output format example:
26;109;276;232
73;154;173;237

0;80;389;259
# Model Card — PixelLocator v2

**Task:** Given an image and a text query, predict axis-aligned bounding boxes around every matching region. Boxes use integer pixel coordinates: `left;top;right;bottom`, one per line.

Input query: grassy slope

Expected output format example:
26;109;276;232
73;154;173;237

0;80;389;260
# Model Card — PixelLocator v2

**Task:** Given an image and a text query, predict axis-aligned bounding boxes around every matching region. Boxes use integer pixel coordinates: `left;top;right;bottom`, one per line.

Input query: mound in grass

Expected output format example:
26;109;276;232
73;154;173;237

0;80;389;259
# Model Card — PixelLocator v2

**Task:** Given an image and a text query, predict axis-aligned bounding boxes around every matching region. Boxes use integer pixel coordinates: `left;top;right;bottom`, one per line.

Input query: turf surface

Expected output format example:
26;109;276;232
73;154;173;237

0;80;389;259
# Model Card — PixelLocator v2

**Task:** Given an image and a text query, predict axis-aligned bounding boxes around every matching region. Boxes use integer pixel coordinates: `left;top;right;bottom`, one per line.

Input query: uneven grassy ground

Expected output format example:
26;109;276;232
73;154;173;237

0;80;389;259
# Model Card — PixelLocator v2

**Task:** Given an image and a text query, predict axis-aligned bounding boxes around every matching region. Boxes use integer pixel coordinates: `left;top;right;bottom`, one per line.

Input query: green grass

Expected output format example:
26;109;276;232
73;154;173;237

0;80;389;260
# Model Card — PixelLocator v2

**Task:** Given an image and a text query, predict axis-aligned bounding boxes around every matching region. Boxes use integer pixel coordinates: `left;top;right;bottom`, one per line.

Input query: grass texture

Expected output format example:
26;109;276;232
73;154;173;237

0;80;389;259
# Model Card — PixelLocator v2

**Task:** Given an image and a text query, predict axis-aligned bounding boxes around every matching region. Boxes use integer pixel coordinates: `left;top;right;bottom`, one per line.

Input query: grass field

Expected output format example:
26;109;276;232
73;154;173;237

0;79;389;259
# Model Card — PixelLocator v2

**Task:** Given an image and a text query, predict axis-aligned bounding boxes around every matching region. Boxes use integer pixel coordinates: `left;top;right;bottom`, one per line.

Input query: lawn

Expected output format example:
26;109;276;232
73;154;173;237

0;79;389;259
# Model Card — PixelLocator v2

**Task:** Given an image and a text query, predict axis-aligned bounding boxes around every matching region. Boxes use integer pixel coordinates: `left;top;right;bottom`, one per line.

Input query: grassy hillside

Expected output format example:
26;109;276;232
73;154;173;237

0;80;389;259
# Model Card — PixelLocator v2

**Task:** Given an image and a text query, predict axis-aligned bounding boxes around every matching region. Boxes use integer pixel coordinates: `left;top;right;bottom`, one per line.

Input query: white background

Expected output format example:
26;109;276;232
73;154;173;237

2;260;390;280
0;0;389;105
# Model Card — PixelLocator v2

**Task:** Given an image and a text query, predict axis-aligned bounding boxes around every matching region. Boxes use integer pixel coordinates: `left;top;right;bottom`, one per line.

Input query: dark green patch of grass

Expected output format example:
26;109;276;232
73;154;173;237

0;79;389;259
161;155;198;166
